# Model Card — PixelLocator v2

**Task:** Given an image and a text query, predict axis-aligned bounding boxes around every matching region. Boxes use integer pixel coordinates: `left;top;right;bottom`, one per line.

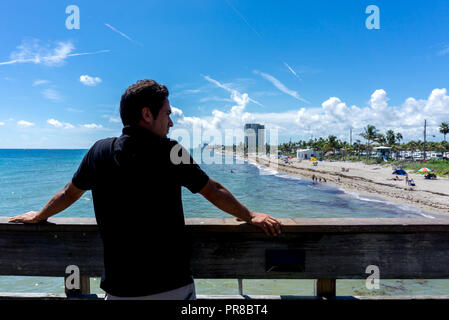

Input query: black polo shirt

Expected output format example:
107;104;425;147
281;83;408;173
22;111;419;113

72;125;209;297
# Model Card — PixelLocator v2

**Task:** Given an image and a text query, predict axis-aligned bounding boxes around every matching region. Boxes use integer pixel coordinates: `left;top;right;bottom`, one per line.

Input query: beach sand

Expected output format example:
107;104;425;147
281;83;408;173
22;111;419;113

246;154;449;217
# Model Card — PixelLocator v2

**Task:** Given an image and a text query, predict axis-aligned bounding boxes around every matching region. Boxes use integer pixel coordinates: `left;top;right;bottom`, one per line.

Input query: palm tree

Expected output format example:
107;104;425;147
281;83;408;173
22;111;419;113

440;122;449;142
354;139;362;160
359;125;379;157
396;132;403;144
376;133;387;146
326;135;340;155
386;130;396;146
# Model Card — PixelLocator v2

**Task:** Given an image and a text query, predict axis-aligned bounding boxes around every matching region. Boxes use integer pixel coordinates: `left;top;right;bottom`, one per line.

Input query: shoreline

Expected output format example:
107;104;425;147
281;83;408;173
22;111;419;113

241;154;449;217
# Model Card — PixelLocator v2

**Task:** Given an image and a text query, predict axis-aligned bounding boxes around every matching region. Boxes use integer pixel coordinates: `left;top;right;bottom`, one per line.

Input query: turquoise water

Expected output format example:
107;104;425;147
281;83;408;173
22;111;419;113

0;149;447;296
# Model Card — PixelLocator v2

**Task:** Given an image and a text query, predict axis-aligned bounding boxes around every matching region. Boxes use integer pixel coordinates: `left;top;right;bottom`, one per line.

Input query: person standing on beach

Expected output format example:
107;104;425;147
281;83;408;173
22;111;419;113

8;79;282;300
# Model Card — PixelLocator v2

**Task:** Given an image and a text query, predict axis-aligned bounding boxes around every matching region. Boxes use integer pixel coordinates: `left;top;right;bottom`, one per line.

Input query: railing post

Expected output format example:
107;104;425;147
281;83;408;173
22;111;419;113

80;276;91;295
314;279;336;299
238;279;243;295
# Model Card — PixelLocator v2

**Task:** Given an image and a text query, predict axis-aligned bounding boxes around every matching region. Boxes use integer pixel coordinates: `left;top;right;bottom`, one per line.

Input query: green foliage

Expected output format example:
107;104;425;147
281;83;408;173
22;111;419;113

275;124;449;169
388;159;449;176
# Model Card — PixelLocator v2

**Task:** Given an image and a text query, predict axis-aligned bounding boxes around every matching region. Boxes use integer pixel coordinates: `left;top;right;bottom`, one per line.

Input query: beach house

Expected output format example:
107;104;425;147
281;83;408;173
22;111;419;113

296;149;322;160
374;146;392;160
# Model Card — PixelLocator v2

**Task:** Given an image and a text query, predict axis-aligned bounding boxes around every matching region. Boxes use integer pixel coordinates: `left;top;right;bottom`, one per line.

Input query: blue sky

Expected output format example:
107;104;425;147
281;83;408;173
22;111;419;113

0;0;448;148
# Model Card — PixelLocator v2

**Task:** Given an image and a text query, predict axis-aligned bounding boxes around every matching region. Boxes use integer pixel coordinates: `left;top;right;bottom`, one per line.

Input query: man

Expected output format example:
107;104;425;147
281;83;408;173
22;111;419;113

9;79;282;300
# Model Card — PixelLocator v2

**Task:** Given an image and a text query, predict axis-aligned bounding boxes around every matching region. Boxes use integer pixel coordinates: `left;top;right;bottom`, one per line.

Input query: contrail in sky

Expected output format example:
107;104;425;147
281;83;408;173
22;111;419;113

0;48;110;66
68;50;111;57
105;23;143;47
283;62;301;80
224;0;263;39
254;70;308;103
225;1;301;82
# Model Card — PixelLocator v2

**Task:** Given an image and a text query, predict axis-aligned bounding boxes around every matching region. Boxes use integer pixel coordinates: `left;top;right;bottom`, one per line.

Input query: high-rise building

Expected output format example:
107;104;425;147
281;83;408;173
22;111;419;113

244;123;265;154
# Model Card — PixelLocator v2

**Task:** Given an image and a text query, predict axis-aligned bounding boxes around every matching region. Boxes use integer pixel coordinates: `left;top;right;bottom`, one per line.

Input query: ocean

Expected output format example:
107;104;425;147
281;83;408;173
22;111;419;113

0;149;448;296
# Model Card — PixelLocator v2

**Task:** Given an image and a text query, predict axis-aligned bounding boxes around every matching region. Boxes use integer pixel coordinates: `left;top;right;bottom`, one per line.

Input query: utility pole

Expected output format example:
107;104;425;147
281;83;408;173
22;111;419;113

423;119;427;161
350;128;353;145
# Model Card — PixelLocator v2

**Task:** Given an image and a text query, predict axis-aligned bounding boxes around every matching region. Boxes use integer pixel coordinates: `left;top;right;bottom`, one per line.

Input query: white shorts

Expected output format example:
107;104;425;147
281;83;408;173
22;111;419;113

104;283;196;300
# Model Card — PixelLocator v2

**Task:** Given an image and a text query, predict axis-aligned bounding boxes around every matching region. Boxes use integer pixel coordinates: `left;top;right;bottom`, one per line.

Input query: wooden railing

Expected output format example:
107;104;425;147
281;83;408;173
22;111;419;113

1;216;449;299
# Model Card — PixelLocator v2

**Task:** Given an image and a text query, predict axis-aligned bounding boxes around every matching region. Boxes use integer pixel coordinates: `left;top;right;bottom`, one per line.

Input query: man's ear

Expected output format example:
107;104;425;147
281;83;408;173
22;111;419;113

141;107;154;124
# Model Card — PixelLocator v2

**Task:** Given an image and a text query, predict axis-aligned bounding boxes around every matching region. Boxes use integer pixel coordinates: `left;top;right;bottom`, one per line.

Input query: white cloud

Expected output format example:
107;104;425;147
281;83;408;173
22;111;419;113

203;75;263;107
4;40;73;66
171;87;449;142
174;76;254;131
108;117;121;123
42;88;62;102
80;75;102;86
47;118;62;127
321;97;351;124
254;70;308;103
171;106;184;118
64;123;75;129
17;120;35;127
82;123;103;129
32;79;50;86
369;89;389;110
47;118;74;129
0;39;110;66
101;114;121;123
0;122;5;126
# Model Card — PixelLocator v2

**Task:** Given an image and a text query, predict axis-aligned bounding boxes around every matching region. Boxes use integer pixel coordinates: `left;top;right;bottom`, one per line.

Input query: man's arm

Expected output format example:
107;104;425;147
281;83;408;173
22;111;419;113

8;181;86;224
199;178;282;236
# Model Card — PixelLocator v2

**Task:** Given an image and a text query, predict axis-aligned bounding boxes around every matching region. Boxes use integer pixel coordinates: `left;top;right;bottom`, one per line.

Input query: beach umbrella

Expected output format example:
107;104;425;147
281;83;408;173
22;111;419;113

417;167;432;173
310;157;317;161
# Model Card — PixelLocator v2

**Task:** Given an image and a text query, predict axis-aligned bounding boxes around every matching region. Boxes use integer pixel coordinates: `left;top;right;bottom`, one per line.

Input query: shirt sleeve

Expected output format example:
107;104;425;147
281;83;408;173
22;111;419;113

72;145;97;190
171;143;209;193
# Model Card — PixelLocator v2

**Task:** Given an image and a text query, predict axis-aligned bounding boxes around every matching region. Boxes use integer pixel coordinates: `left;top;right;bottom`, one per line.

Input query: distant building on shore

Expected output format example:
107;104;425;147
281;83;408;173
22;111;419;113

296;148;322;160
244;123;265;154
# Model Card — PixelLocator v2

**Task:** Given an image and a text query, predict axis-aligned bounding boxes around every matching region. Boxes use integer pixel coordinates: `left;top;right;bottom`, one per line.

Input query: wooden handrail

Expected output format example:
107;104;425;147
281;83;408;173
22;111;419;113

1;216;449;298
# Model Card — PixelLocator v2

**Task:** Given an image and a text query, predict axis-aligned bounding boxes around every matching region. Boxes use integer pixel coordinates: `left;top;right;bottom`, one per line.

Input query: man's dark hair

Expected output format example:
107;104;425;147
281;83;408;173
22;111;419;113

120;79;169;126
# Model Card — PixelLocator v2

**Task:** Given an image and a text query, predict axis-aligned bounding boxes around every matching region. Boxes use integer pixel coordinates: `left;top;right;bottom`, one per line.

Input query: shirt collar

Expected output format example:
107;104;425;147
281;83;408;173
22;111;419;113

121;125;164;142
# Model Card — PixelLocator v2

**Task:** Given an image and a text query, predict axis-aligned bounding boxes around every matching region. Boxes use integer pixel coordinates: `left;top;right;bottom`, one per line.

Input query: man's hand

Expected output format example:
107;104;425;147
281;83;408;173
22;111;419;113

8;181;85;224
249;212;282;237
8;211;46;224
200;179;283;237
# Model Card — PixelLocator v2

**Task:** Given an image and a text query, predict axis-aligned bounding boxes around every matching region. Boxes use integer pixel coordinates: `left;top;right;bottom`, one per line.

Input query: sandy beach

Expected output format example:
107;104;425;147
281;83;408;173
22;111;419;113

246;154;449;217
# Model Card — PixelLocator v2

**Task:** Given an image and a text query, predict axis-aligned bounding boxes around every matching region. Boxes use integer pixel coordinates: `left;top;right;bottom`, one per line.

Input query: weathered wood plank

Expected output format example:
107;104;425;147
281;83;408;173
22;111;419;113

0;229;104;276
2;218;449;279
3;217;449;233
189;232;449;279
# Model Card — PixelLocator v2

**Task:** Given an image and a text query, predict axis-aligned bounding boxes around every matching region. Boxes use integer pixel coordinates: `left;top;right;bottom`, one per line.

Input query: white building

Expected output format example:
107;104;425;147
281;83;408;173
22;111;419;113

296;149;322;160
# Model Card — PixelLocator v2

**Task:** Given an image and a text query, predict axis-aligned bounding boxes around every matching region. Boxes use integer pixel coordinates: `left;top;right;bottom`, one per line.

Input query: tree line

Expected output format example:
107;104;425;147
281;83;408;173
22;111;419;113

278;122;449;156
